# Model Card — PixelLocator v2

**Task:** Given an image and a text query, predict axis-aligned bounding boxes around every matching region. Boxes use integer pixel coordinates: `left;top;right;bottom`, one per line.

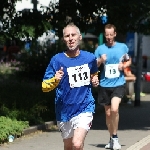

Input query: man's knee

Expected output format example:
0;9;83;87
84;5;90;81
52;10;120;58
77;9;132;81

64;138;73;150
105;111;111;117
73;140;83;150
111;108;119;114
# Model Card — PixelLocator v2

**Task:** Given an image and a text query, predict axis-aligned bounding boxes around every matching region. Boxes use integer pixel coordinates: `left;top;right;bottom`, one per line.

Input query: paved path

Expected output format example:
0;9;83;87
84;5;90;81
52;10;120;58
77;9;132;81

1;95;150;150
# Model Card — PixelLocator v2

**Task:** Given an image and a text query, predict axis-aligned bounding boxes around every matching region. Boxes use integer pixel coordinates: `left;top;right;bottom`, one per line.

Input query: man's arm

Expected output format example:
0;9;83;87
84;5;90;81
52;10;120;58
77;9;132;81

91;72;99;87
97;54;107;67
97;57;103;67
123;57;132;68
119;56;132;71
42;77;60;92
42;66;64;92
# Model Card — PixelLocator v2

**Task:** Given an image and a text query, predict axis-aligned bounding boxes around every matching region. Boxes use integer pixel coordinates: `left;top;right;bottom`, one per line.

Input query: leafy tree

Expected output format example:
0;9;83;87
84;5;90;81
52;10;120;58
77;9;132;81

1;0;150;40
106;0;150;34
0;0;17;31
44;0;150;36
10;9;51;39
0;0;18;42
0;0;51;41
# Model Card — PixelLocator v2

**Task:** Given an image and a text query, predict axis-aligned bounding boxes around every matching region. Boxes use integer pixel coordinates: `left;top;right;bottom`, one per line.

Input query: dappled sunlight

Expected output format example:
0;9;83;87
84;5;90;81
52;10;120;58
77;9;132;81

92;99;150;131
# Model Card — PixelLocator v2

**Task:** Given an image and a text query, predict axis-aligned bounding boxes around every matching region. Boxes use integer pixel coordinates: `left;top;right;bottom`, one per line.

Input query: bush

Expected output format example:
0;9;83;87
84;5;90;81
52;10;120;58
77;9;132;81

0;80;56;126
0;116;29;143
15;41;64;81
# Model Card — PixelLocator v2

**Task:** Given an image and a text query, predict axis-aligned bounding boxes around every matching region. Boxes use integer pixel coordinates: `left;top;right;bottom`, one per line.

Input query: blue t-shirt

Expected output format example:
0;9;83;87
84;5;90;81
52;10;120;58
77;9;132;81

95;42;129;87
43;50;98;122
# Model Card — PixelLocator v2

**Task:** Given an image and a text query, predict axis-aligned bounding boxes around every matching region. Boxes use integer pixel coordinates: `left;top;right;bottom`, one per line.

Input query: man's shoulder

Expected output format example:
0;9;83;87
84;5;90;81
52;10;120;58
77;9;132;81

94;44;106;54
116;42;127;47
50;52;64;63
80;50;95;56
115;42;128;52
98;43;106;48
96;44;106;50
53;52;64;58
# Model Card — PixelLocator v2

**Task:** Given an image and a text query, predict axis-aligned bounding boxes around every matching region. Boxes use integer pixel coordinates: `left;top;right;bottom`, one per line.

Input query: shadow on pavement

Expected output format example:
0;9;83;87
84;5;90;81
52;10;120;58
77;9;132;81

91;101;150;131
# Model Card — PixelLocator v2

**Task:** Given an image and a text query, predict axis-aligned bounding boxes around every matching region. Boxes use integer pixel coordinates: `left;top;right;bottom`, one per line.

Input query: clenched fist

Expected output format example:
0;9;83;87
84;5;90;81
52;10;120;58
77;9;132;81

55;67;64;80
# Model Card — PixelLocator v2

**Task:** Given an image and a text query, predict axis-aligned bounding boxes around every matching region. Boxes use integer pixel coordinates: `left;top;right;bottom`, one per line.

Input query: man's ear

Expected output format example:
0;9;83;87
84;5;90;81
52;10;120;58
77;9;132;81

79;34;82;40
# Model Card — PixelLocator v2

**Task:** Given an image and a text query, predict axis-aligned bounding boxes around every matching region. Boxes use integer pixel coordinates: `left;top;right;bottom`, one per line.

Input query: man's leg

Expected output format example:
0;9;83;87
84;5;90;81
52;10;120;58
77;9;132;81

104;105;113;137
111;97;121;149
57;121;74;150
111;97;121;135
60;112;92;150
72;112;93;150
63;138;73;150
72;127;87;150
104;105;114;149
63;131;87;150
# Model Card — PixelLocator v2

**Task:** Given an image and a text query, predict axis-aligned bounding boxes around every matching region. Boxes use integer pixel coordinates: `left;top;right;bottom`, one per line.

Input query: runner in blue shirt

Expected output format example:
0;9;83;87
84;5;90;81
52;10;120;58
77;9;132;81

42;23;99;150
95;24;131;150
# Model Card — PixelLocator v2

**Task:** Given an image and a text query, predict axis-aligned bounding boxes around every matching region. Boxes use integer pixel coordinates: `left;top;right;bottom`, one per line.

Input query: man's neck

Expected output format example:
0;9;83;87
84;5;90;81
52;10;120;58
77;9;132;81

107;41;116;47
65;49;80;57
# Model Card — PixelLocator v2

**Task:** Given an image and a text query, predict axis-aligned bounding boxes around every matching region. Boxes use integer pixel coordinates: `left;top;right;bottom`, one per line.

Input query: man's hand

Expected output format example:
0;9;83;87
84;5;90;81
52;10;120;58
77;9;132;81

55;67;64;80
97;54;107;67
118;62;124;71
91;75;99;87
101;54;107;62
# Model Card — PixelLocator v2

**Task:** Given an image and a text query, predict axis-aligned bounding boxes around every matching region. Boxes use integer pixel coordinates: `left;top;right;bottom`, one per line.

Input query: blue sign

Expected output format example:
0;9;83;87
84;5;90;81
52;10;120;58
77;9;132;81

126;32;135;57
101;16;108;24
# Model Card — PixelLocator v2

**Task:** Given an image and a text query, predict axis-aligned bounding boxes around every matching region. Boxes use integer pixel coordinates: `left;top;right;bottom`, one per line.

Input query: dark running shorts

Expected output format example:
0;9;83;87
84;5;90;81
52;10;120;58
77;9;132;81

98;84;126;106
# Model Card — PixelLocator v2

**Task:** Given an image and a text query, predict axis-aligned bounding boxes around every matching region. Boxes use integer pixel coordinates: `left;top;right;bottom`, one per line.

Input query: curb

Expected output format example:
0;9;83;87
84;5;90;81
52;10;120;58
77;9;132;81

23;121;56;135
126;135;150;150
22;104;105;136
22;105;105;136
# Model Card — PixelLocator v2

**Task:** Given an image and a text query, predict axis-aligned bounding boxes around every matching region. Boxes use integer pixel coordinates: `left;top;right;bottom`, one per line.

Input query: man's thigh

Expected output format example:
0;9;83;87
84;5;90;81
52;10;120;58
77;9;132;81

111;84;126;100
72;112;93;147
57;112;93;139
111;97;121;111
98;86;111;105
73;127;87;146
111;84;126;110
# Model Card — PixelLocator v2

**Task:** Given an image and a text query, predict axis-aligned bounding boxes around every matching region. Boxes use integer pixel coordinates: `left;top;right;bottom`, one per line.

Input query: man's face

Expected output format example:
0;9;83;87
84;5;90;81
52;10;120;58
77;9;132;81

104;28;116;45
63;26;82;51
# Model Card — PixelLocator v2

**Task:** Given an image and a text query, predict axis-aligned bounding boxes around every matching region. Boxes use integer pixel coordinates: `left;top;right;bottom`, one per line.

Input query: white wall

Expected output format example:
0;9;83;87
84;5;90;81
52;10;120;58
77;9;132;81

142;35;150;70
142;35;150;56
134;33;150;71
15;0;59;11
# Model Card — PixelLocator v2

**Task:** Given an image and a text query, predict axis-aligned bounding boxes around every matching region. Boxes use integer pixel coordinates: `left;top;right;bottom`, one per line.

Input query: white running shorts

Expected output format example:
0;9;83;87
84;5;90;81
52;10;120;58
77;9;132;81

57;112;93;139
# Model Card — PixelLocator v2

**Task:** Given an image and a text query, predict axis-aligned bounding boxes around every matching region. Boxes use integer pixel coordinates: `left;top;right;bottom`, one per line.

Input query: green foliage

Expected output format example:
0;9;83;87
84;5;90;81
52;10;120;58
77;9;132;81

15;40;64;81
1;0;150;41
0;60;56;125
0;116;29;143
106;0;150;34
0;78;56;126
0;0;17;31
45;0;150;36
10;10;52;39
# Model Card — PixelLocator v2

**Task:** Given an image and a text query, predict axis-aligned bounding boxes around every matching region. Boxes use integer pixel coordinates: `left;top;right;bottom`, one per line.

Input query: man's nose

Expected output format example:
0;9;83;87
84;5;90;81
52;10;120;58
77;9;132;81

107;35;111;38
69;35;73;40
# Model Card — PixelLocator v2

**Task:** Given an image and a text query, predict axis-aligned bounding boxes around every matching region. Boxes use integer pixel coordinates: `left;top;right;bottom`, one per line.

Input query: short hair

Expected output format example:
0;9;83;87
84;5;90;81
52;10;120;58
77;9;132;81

63;23;81;35
104;24;116;32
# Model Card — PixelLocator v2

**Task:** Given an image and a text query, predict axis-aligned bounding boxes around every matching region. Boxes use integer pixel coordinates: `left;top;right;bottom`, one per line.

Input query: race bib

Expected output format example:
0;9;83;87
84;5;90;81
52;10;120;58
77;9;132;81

105;64;120;78
67;64;90;88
